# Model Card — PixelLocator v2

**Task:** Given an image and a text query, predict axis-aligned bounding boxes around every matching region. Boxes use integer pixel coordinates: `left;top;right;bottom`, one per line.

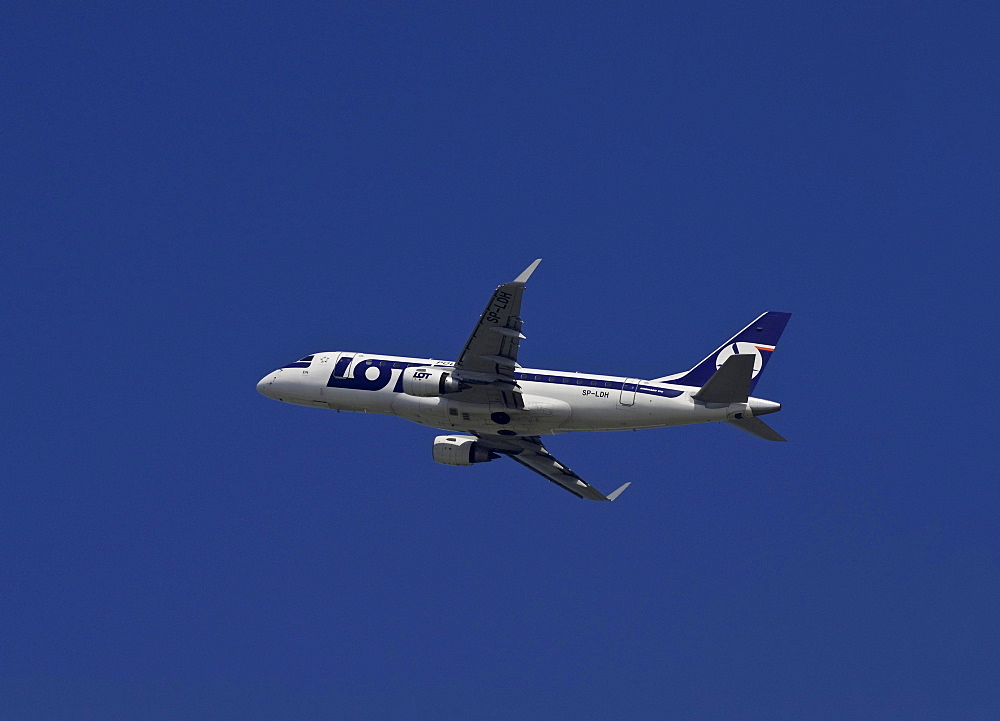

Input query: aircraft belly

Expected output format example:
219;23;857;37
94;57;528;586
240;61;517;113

520;394;571;425
391;394;445;426
320;387;359;410
557;392;702;431
390;393;573;434
324;386;394;414
388;387;726;433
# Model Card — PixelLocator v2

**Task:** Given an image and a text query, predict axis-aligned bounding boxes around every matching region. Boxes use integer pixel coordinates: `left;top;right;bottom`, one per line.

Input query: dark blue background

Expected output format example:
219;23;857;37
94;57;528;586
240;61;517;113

4;3;998;718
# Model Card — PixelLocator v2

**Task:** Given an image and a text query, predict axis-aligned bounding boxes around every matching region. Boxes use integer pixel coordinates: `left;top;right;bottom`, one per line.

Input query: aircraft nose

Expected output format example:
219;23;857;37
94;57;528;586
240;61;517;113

257;372;278;398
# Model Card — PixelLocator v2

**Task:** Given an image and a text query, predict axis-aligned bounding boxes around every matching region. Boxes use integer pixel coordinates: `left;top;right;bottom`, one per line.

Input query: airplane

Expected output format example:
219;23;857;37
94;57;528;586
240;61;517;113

256;259;791;501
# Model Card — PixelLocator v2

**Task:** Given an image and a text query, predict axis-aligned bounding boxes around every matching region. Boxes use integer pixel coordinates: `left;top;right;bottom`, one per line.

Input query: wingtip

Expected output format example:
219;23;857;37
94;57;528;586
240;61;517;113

513;258;542;284
606;481;631;501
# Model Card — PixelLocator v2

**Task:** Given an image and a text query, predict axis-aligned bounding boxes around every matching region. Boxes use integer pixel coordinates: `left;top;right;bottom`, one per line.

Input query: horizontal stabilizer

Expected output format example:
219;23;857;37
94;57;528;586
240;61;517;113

693;354;755;404
727;417;787;442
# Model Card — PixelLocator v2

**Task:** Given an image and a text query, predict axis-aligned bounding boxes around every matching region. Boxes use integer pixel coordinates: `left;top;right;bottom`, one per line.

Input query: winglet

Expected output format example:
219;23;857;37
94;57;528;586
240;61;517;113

606;482;631;502
513;258;542;285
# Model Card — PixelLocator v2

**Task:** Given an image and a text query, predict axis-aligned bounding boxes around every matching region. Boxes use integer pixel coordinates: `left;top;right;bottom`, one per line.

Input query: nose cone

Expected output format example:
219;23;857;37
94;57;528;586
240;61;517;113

257;372;278;399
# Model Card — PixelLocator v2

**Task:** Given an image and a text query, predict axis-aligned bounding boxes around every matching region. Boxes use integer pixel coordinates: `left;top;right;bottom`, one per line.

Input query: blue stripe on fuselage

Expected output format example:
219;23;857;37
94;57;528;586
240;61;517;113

324;356;684;398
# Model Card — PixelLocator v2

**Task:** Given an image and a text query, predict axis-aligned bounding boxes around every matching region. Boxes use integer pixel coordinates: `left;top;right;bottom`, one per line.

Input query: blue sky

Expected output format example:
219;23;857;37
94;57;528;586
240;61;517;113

4;2;999;719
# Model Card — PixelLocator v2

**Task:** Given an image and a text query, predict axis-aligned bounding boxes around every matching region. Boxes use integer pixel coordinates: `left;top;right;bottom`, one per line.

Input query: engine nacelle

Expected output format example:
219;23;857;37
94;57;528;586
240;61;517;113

432;435;500;466
401;366;463;397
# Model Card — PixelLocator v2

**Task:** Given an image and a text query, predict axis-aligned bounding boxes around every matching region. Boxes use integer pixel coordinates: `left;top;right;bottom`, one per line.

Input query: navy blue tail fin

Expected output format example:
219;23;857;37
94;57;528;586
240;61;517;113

654;311;791;393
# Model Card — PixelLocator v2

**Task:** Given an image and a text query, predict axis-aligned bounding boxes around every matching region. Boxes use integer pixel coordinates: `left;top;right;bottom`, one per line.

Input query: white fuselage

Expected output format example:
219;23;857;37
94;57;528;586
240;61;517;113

256;351;779;436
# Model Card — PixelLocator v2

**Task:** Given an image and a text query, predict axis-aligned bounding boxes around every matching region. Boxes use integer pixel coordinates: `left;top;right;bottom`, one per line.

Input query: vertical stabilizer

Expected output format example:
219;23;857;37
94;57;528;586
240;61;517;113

655;311;791;392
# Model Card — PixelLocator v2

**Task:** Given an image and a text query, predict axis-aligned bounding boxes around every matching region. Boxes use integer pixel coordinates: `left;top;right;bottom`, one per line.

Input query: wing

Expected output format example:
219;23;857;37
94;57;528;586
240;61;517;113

476;434;631;502
447;263;629;501
450;259;541;407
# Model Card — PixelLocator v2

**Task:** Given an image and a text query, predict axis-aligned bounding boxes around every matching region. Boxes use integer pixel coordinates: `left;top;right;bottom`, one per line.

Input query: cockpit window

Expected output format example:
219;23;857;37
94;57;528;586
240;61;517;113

283;354;315;369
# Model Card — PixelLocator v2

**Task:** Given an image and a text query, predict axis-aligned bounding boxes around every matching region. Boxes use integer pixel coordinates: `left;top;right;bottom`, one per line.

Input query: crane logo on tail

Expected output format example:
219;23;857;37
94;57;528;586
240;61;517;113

715;342;774;378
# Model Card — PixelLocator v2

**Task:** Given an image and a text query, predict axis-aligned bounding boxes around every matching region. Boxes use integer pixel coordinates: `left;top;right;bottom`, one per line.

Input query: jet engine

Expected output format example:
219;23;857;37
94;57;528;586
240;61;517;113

401;367;463;397
432;435;500;466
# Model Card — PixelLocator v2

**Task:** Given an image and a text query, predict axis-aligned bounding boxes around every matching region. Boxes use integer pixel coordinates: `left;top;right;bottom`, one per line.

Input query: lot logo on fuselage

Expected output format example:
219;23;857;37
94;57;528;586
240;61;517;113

327;359;401;392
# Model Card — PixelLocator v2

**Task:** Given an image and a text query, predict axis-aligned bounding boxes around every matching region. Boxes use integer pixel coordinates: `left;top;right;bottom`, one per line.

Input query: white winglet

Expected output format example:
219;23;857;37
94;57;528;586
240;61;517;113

513;258;542;284
606;482;631;502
